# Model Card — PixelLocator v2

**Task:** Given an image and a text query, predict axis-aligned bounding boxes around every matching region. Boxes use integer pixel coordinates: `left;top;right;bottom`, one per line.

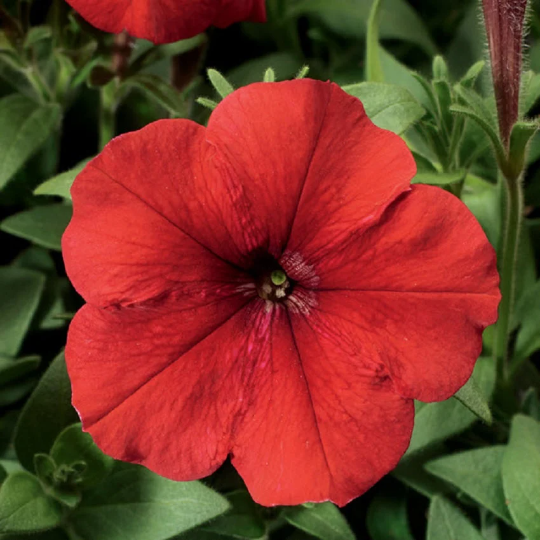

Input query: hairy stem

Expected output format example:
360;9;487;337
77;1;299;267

493;174;523;378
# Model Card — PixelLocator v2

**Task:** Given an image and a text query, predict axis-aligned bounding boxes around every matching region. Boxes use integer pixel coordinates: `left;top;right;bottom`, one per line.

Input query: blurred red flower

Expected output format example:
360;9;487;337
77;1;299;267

65;0;266;44
62;80;500;506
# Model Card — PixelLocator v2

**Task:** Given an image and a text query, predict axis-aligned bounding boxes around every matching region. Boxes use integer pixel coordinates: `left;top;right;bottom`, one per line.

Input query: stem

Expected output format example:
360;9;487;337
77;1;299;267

98;82;116;150
493;174;523;378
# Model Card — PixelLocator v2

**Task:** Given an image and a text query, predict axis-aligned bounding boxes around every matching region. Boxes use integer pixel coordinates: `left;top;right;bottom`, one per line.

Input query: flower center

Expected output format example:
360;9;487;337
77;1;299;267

256;267;293;302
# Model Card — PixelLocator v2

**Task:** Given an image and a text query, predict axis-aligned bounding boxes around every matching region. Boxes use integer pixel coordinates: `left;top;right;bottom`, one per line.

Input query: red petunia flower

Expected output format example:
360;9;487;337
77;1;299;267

65;0;266;44
62;80;500;506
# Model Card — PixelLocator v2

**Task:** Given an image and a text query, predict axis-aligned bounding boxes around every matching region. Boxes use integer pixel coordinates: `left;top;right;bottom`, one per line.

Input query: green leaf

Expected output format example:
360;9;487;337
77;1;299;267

366;490;414;540
0;472;63;533
196;97;218;111
208;69;234;99
0;376;38;407
412;170;466;185
393;445;453;498
502;414;540;539
128;34;207;76
283;502;354;540
460;61;485;89
507;121;538;181
406;357;495;455
34;159;90;200
343;82;425;134
286;0;436;55
454;376;492;424
69;464;230;540
432;56;449;81
0;95;61;190
12;247;68;331
0;204;72;251
521;70;540;113
50;424;114;489
427;496;484;540
202;490;265;539
263;67;276;83
365;0;384;82
14;351;78;471
0;355;40;386
122;74;186;116
425;446;513;525
0;267;45;357
226;52;301;87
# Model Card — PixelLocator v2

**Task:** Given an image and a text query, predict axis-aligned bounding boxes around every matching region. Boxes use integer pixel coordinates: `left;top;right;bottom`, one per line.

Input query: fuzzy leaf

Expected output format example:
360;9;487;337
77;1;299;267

343;82;425;134
0;267;45;357
68;464;231;540
425;446;513;524
1;204;72;251
427;496;484;540
283;502;355;540
14;352;78;471
454;376;492;424
0;471;63;533
0;95;60;190
502;415;540;539
34;159;90;200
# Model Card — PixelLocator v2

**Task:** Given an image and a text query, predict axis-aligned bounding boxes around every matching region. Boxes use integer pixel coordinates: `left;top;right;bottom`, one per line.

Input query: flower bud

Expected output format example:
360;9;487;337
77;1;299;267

482;0;528;145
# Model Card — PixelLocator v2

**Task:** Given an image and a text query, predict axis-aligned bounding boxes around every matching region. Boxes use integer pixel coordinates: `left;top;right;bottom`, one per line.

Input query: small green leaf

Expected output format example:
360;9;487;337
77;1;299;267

50;424;114;489
521;70;540;113
196;97;218;110
507;121;538;181
14;352;78;471
432;56;449;81
366;490;414;540
208;69;234;99
128;34;206;76
283;502;354;540
365;0;384;82
69;464;231;540
460;61;485;89
285;0;436;55
0;95;61;190
1;204;72;251
412;170;466;185
343;82;425;134
427;496;485;540
202;490;265;539
515;279;540;357
33;454;56;486
122;74;186;116
406;357;495;455
296;65;310;79
502;414;540;539
425;446;513;525
34;159;90;200
0;355;40;386
0;376;38;407
263;67;276;83
454;376;492;424
0;267;45;357
0;471;63;533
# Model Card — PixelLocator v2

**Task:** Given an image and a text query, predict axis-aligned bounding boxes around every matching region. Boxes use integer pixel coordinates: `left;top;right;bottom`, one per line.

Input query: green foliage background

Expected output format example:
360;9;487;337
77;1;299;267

0;0;540;539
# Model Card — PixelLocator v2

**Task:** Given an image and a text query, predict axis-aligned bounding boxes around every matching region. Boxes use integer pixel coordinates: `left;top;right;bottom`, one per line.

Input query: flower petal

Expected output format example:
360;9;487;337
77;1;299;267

62;120;247;307
65;0;266;44
66;291;253;480
309;185;501;401
206;80;415;261
232;302;414;507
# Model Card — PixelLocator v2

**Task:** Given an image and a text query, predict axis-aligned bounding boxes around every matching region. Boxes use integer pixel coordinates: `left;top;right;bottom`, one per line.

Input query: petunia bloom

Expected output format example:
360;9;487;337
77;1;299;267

65;0;266;44
62;80;500;506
